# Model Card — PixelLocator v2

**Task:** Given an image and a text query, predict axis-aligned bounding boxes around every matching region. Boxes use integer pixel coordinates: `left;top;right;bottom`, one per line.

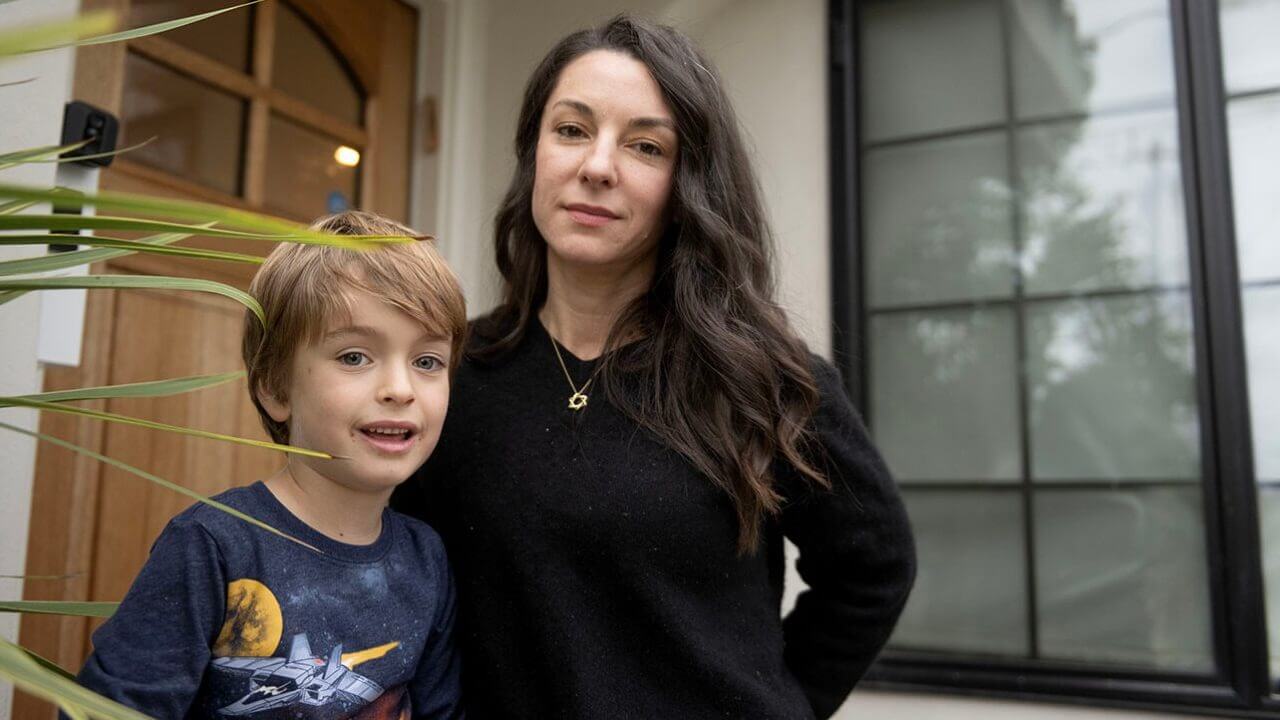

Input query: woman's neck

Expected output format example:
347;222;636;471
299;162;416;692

540;253;653;359
263;464;387;545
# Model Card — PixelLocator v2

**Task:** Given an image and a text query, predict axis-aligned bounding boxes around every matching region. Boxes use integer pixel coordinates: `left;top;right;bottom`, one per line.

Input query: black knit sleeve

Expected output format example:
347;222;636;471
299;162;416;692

779;356;916;719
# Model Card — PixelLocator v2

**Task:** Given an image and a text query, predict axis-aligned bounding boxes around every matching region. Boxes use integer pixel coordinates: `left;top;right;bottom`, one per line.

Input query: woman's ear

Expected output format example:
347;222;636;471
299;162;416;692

256;384;290;424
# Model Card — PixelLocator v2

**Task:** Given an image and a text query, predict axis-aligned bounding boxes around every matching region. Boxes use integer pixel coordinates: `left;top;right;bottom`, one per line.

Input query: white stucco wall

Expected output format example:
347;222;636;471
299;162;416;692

0;2;81;716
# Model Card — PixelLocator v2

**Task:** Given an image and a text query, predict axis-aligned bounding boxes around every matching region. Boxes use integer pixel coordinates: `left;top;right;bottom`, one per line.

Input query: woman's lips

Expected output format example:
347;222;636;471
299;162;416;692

565;204;618;227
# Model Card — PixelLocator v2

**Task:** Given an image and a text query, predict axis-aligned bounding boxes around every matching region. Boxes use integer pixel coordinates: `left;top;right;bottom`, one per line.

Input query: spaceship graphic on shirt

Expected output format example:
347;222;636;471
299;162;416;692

211;633;391;716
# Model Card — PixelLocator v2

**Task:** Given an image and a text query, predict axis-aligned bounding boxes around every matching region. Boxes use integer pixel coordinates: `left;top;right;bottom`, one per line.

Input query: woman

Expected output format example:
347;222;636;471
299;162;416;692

393;15;915;719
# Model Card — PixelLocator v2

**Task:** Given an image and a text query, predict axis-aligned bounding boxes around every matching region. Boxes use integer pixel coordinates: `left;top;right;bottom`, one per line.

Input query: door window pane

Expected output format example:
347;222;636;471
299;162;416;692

120;52;246;196
870;308;1021;483
1244;287;1280;482
1026;293;1200;481
129;0;254;72
865;132;1015;307
1221;0;1280;95
891;490;1028;656
860;0;1005;142
1010;0;1175;120
1259;487;1280;678
1227;94;1280;284
1035;487;1212;671
1019;110;1189;295
272;3;363;125
263;115;360;220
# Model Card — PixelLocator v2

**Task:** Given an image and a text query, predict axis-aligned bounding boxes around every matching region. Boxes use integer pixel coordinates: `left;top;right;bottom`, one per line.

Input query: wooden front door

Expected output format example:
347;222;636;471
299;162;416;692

16;1;420;716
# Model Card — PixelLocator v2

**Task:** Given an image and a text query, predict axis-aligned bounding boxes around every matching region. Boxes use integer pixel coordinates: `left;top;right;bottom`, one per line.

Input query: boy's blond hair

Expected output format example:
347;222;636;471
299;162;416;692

242;210;467;445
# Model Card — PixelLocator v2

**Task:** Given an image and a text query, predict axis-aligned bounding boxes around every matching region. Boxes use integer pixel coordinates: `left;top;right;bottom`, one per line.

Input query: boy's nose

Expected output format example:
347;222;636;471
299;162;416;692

378;368;415;404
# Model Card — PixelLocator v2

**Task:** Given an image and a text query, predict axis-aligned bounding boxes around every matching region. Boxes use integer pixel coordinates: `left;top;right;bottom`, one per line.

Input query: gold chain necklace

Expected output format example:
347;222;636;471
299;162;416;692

548;334;603;411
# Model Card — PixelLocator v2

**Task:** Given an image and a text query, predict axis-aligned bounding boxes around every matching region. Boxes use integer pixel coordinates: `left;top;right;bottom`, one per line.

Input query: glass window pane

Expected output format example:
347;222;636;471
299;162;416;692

870;308;1021;482
1035;487;1213;671
1244;287;1280;481
1026;293;1200;481
860;0;1005;143
865;132;1015;307
129;0;253;72
890;490;1028;656
1227;94;1280;284
1010;0;1175;120
273;4;363;125
1258;487;1280;677
263;115;360;221
120;52;246;196
1019;110;1189;295
1221;0;1280;95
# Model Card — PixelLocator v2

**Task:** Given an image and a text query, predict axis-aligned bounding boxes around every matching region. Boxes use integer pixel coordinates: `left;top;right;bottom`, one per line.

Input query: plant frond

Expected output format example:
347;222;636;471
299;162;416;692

0;274;265;325
17;371;243;404
0;235;264;271
0;636;154;720
0;421;320;551
0;600;116;618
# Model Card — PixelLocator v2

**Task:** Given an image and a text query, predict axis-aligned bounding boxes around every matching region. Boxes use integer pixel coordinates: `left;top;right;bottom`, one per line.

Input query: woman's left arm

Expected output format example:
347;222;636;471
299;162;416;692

780;357;917;719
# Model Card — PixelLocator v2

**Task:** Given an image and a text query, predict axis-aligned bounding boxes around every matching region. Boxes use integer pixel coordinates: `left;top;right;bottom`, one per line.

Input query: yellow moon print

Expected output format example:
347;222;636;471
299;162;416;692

213;578;283;658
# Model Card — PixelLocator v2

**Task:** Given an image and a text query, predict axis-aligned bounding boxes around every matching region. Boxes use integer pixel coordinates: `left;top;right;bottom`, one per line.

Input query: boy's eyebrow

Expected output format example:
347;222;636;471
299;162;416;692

323;325;451;344
324;325;379;340
551;98;675;132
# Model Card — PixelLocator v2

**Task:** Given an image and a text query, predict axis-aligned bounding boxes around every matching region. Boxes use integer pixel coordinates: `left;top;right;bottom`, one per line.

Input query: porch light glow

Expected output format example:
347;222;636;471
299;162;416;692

334;146;361;167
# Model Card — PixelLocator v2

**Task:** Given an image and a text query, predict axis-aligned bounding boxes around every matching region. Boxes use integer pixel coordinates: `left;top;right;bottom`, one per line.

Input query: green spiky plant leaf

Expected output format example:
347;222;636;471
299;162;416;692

0;421;319;552
0;398;329;459
0;275;266;324
17;371;243;404
0;601;117;619
0;636;154;720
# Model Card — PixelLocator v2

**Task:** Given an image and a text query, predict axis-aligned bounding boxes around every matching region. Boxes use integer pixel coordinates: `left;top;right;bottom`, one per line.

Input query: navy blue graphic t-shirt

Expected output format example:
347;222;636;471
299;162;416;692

76;482;462;719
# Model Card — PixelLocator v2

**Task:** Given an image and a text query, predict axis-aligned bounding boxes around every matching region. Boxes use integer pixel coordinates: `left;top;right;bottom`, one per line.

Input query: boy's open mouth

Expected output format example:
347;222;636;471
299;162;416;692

357;422;419;451
361;426;414;439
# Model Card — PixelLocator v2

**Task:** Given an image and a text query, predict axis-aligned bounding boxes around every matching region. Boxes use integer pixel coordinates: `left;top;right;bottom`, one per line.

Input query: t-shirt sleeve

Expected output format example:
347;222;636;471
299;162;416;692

780;356;917;719
408;539;463;719
75;515;226;718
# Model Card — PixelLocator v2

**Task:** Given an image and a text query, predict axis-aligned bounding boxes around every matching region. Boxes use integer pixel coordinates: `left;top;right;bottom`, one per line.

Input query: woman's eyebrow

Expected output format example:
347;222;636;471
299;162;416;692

552;98;674;131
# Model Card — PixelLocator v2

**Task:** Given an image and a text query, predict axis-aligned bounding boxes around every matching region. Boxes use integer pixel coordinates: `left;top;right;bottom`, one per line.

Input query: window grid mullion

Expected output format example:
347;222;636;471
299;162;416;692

995;0;1041;663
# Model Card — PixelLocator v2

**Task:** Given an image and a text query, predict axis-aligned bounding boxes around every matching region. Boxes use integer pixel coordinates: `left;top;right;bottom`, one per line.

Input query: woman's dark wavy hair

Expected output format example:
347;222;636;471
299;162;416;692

477;14;829;553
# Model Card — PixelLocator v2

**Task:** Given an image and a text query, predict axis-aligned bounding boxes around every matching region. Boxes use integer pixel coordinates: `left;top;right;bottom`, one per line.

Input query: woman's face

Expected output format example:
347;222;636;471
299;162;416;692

532;50;678;275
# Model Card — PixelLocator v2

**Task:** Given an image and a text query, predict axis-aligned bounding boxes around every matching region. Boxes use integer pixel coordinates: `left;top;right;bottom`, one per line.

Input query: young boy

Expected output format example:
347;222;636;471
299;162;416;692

74;211;467;719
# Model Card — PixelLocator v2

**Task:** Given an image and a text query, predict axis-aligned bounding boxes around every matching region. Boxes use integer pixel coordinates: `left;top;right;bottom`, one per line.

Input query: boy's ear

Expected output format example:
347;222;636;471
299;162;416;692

256;384;291;424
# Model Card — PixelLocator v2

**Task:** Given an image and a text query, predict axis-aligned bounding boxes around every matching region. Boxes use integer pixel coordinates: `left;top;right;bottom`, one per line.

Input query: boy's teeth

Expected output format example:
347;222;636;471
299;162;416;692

367;428;408;436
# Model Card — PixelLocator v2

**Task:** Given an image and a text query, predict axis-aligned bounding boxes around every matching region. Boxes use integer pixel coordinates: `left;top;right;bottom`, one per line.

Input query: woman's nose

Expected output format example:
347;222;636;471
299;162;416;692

578;139;618;187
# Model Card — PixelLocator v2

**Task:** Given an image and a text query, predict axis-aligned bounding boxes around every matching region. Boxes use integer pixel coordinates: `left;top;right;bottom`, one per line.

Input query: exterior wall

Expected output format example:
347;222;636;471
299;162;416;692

0;2;81;716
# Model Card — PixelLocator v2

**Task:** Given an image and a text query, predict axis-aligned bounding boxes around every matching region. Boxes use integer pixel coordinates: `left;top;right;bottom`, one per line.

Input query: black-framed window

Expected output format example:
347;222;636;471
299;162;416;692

830;0;1280;714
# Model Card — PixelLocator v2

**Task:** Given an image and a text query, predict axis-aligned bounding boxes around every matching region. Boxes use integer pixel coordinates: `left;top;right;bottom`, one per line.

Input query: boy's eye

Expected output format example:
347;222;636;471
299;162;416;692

338;351;368;366
414;355;444;371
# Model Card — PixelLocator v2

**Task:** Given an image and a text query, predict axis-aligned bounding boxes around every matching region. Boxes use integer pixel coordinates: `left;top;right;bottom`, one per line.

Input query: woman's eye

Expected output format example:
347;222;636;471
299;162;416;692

634;141;663;157
338;352;368;366
556;124;586;139
414;355;444;371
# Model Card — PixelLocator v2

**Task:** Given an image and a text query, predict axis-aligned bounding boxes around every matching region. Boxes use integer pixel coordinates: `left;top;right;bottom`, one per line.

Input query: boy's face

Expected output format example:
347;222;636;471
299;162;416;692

259;288;452;497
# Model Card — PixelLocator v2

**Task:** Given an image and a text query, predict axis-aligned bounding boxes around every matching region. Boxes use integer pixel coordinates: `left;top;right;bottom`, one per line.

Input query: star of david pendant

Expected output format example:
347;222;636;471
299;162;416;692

568;392;588;411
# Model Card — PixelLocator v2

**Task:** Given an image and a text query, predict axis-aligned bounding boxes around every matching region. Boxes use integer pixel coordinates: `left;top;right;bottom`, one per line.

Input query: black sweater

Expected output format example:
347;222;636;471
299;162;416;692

391;317;915;719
